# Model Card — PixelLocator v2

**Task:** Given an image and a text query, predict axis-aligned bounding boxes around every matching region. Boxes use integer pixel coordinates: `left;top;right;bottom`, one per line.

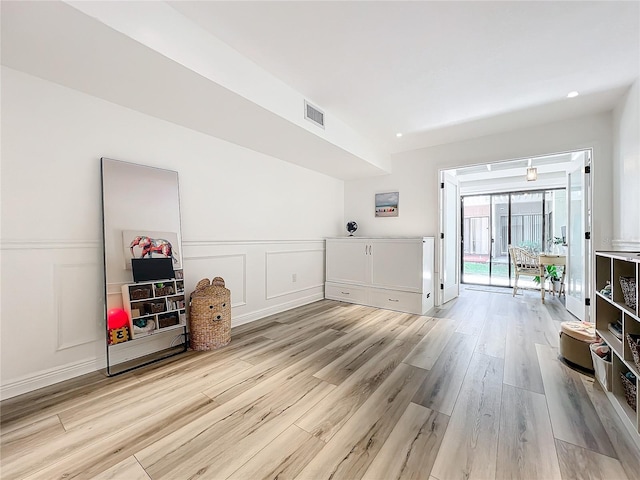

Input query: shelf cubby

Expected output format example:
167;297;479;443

120;278;187;340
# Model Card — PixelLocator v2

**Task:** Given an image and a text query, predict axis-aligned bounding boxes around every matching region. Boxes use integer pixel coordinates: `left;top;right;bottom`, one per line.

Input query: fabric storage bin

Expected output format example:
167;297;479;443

627;333;640;372
144;302;165;314
621;372;637;411
130;287;152;300
619;276;637;310
590;343;612;391
154;285;175;296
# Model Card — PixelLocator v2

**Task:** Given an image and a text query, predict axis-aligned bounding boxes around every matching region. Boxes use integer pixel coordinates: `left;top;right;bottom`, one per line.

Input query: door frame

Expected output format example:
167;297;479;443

438;170;460;305
438;148;593;309
565;150;592;321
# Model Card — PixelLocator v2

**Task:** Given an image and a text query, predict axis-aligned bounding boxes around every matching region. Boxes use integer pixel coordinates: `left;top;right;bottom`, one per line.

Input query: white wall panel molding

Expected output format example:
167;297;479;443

612;239;640;250
1;66;343;398
0;239;99;250
183;253;247;307
184;239;325;247
0;357;102;401
264;248;325;254
106;282;128;296
265;248;325;300
54;263;103;351
265;284;324;301
232;292;325;328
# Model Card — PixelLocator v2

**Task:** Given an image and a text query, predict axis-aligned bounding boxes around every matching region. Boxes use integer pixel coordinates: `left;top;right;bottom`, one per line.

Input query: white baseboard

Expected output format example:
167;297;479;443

1;295;325;400
0;357;104;401
232;293;325;328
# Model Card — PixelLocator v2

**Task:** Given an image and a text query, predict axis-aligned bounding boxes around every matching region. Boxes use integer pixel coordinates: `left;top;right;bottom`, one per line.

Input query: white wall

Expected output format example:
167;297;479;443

612;79;640;250
345;113;615;291
0;67;344;399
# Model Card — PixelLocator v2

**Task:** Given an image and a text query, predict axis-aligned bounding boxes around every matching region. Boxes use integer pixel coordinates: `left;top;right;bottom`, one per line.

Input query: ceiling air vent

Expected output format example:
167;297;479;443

304;100;325;129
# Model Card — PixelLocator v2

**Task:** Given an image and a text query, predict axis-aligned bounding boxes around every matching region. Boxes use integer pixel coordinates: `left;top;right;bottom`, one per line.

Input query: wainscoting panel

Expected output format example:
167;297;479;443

183;253;247;307
54;263;103;351
1;239;327;399
0;243;105;400
182;240;326;326
611;240;640;251
265;249;325;300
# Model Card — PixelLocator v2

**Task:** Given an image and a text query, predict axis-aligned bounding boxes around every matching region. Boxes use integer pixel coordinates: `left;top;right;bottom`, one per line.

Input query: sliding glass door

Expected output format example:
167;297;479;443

462;189;566;287
509;191;545;289
491;194;510;286
461;195;491;285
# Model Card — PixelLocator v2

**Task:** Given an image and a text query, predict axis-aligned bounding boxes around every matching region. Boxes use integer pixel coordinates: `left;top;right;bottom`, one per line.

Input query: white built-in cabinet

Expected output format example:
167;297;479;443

325;237;434;315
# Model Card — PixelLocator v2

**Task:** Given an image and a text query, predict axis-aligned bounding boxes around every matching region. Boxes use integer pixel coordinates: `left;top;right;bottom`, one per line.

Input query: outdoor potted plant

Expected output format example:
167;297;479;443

547;265;562;294
552;236;565;255
534;265;562;293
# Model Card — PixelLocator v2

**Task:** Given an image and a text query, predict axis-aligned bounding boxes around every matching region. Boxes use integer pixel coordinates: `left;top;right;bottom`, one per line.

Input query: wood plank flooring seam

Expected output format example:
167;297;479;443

5;394;219;479
555;438;630;480
430;352;503;480
536;343;617;458
496;384;562;479
580;377;640;480
4;296;639;479
553;438;624;461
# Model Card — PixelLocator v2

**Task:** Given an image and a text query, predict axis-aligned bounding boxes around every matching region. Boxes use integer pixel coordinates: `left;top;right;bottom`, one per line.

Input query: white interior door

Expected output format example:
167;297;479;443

565;151;591;321
441;171;460;304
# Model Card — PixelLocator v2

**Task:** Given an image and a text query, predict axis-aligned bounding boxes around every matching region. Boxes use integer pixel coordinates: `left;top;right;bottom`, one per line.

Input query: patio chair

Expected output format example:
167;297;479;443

508;245;540;296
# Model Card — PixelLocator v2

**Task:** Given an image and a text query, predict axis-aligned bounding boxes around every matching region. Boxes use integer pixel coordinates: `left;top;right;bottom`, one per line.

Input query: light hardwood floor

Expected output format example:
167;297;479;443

2;287;640;479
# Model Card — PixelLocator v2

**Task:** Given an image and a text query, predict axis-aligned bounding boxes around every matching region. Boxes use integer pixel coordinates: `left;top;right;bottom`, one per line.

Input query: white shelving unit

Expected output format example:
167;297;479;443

120;278;187;340
594;251;640;446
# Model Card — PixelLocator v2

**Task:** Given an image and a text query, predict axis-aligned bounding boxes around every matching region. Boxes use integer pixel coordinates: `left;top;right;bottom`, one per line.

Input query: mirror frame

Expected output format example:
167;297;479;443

100;158;187;375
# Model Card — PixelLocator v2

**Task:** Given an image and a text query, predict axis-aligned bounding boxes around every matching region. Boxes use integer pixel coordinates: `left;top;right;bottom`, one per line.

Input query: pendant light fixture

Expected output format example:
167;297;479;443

526;158;537;181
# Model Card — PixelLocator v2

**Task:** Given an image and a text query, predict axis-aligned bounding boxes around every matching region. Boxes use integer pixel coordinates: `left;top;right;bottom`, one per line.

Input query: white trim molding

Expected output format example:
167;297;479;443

611;239;640;251
265;284;324;301
232;292;325;327
183;253;247;307
264;248;325;300
0;239;99;250
184;239;325;247
54;263;102;351
0;358;103;401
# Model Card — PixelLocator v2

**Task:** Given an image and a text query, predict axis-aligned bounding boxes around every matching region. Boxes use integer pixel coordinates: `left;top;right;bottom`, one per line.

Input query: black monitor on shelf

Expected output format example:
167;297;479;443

131;258;175;283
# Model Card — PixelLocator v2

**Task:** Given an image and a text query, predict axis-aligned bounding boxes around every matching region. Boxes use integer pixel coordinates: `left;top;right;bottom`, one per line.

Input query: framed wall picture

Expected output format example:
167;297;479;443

375;192;399;217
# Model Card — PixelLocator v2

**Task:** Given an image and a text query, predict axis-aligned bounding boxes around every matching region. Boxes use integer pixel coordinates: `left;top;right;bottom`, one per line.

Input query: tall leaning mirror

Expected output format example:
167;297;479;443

101;158;187;375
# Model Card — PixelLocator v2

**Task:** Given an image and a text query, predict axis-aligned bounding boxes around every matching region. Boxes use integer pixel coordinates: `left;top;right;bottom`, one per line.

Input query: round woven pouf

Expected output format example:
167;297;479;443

559;321;595;372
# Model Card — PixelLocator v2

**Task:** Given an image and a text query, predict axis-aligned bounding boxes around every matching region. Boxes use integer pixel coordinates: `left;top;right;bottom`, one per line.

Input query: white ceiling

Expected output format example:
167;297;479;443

169;1;640;153
2;1;639;179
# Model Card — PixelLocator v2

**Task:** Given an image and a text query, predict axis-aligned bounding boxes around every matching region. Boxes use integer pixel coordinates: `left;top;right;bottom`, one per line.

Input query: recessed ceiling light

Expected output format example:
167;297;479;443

567;91;579;98
396;133;403;138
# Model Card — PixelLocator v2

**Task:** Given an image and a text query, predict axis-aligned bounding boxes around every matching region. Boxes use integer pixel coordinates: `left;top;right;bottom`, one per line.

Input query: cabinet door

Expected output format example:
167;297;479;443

370;239;423;292
326;239;369;285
